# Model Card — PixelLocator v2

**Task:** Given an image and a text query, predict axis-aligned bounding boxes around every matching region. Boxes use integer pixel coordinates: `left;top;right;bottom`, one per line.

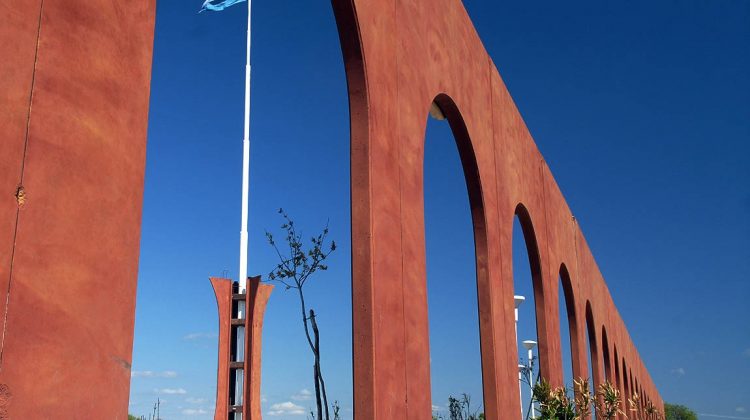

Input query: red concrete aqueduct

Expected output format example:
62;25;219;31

1;0;662;418
332;0;663;417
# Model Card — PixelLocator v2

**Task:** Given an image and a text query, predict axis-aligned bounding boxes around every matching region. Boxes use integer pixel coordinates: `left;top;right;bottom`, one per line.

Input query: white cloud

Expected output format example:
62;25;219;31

738;407;747;413
132;370;178;378
743;348;750;358
183;332;218;341
268;401;306;416
670;367;686;376
291;389;312;401
182;408;209;416
432;405;443;412
156;388;187;395
185;397;207;404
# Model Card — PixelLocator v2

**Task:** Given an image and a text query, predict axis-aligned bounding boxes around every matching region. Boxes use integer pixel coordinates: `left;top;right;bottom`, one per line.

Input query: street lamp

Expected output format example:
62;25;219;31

522;340;538;420
514;295;525;420
514;295;526;312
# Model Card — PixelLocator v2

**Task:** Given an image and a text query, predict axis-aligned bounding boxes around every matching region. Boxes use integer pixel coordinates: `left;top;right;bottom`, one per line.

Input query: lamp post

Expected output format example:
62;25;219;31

522;340;538;420
514;295;525;420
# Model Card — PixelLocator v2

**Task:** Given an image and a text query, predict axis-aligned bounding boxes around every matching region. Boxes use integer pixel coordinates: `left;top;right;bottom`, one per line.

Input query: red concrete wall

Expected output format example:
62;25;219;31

0;0;155;417
331;0;663;418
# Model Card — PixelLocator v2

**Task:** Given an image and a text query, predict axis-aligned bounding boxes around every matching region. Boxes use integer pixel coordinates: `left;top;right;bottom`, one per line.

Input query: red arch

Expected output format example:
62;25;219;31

601;326;612;382
513;203;547;374
585;301;602;391
423;94;493;412
558;264;582;382
622;358;630;405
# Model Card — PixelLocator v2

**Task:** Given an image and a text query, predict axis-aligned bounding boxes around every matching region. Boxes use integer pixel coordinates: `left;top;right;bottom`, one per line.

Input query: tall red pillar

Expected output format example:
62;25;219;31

0;0;155;417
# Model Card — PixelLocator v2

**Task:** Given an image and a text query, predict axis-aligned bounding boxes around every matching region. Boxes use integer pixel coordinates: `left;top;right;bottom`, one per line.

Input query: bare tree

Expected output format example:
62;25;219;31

266;209;336;420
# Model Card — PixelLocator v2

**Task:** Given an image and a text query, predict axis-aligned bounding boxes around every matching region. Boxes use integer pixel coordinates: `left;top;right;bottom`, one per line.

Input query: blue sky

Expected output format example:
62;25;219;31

129;1;750;419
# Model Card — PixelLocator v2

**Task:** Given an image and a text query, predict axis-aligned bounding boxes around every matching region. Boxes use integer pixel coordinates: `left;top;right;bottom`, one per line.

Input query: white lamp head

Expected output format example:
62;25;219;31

514;295;526;308
522;340;537;350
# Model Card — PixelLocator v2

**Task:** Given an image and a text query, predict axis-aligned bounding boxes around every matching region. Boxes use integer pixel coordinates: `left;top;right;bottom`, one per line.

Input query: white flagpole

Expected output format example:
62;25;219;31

238;0;251;293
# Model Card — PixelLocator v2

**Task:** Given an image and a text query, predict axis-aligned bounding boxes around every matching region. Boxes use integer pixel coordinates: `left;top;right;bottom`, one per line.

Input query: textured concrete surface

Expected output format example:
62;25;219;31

211;278;233;420
0;0;155;417
212;276;272;420
245;277;273;420
331;0;663;417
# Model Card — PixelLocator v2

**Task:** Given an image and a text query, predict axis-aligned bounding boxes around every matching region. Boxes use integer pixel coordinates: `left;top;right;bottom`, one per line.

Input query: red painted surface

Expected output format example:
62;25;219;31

0;0;155;417
211;278;233;420
245;276;273;420
212;276;272;420
331;0;663;417
0;0;662;417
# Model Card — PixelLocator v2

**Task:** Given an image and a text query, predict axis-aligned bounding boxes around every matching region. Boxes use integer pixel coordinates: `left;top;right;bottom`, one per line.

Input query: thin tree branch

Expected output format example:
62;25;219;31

311;310;330;420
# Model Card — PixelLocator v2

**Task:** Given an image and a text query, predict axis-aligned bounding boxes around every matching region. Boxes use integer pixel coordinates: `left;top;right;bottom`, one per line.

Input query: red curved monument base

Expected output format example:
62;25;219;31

211;276;273;420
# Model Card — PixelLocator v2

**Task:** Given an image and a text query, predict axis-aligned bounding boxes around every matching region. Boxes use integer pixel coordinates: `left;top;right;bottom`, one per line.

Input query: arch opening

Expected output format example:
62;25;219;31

629;369;634;404
602;326;612;383
614;347;621;397
585;301;601;418
613;347;623;420
424;95;488;418
622;359;629;405
513;204;544;419
557;264;578;388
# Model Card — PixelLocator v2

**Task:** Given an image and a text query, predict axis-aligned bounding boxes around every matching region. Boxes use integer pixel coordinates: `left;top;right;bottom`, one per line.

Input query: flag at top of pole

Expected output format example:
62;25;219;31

201;0;253;294
200;0;246;12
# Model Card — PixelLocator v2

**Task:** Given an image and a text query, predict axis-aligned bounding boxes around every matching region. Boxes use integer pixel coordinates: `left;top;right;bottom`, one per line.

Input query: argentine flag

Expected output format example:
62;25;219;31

200;0;246;12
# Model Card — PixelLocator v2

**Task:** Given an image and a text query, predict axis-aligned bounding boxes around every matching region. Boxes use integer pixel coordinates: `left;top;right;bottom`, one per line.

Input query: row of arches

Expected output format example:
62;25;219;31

421;101;661;418
524;230;661;419
332;0;663;413
515;246;662;419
